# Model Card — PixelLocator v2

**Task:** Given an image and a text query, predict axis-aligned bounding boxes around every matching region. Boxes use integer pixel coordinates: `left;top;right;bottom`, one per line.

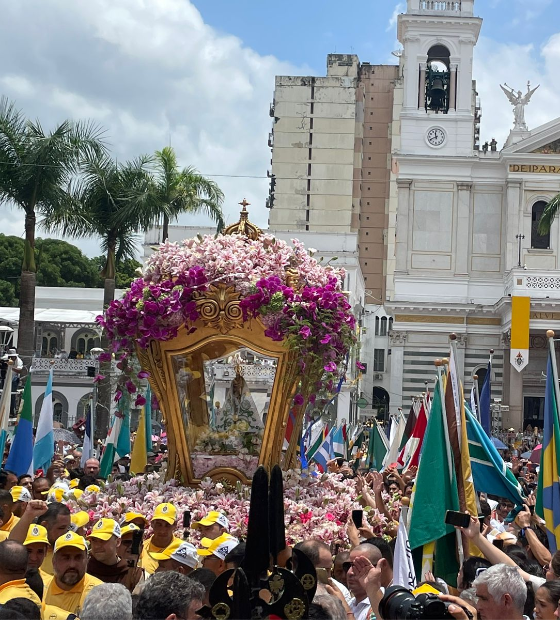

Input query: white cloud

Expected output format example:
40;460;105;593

0;0;310;256
387;2;406;32
474;33;560;147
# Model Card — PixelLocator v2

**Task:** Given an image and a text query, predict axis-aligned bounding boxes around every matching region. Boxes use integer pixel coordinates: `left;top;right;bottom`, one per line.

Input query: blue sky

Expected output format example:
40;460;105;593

191;0;559;73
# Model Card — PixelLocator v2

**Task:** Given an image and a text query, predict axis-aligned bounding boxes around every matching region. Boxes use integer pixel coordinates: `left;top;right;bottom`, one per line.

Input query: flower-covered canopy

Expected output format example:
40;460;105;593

99;205;357;482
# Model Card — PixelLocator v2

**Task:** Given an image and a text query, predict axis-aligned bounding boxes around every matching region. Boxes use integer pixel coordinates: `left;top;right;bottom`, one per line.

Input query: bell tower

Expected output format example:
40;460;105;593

397;0;482;156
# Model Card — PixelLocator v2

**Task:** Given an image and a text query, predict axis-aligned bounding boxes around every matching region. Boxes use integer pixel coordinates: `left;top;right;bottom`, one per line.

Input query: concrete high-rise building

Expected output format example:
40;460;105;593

268;55;398;302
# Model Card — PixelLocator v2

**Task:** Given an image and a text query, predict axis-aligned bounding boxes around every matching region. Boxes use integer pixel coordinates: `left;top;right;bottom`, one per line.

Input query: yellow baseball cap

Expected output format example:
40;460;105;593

121;523;141;538
47;487;67;503
197;534;240;560
192;511;229;530
152;503;177;525
71;512;90;529
88;518;121;541
54;532;87;553
24;524;50;546
123;512;147;525
10;486;32;503
148;538;182;561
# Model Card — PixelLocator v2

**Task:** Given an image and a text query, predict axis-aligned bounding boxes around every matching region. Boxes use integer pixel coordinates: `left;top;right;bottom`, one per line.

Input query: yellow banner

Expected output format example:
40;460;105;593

511;296;530;371
511;296;530;349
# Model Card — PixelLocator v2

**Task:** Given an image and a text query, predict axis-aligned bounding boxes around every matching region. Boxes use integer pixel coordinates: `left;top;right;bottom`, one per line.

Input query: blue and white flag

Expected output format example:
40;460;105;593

33;369;54;473
332;426;345;458
312;428;334;472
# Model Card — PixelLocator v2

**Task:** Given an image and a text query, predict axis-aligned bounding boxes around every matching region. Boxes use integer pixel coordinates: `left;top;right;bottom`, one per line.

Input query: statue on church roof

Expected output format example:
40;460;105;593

500;81;540;132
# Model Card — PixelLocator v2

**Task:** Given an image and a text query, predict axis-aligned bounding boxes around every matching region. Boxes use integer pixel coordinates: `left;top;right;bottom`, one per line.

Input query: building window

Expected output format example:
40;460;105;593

374;349;385;372
375;316;388;336
72;330;101;355
42;332;59;356
368;157;371;160
531;201;550;249
53;402;64;424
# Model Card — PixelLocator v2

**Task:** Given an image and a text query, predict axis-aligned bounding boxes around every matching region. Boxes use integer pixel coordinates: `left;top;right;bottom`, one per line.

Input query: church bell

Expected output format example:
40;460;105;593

425;68;449;113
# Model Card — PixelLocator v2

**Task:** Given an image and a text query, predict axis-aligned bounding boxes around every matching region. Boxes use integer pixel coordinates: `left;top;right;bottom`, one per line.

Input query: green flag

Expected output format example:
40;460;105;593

366;424;387;470
408;378;460;586
100;396;131;479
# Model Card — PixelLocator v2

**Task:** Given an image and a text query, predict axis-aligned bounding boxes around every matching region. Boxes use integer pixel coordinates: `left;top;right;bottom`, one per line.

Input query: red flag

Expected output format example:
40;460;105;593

403;398;428;471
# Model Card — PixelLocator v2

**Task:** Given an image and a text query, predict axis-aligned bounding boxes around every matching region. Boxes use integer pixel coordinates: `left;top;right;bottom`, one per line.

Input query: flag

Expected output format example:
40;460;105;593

333;426;345;458
383;414;405;468
33;369;54;473
393;509;417;590
510;296;530;372
479;360;492;436
306;421;326;461
5;378;34;476
130;405;148;475
470;385;478;421
445;347;478;518
408;378;460;586
366;423;388;470
536;350;560;551
401;398;428;472
283;409;296;451
466;405;524;507
80;399;93;468
0;362;13;459
99;396;131;479
399;404;417;452
311;428;334;472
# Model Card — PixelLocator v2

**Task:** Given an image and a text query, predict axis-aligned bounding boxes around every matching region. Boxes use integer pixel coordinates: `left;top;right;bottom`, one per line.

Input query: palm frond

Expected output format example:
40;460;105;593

538;194;560;235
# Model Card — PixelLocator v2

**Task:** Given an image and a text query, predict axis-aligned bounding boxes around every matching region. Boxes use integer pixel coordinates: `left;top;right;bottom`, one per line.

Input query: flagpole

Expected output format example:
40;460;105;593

436;357;464;567
473;374;481;423
547;331;560;408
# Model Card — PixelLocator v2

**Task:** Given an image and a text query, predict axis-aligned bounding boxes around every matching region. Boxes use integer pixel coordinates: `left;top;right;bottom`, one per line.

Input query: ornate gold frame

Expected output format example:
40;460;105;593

137;289;299;485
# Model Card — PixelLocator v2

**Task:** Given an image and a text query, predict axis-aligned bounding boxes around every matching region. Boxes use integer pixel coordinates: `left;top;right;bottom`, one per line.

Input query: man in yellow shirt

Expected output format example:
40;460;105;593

43;531;103;616
192;510;230;540
139;503;182;576
0;539;42;608
0;489;20;532
23;523;50;582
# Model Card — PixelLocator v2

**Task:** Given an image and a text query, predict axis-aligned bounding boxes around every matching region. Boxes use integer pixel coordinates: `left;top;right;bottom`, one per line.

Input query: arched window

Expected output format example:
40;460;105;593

35;390;69;427
71;329;101;355
41;331;59;357
380;316;388;336
531;201;550;249
375;317;380;336
53;401;64;424
77;393;93;421
389;317;394;331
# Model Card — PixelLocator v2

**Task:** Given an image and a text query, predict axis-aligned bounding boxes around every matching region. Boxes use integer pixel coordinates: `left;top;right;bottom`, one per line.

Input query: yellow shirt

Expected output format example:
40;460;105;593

43;573;103;616
41;548;54;576
42;604;74;620
139;536;182;575
0;578;42;607
0;513;20;532
0;531;8;542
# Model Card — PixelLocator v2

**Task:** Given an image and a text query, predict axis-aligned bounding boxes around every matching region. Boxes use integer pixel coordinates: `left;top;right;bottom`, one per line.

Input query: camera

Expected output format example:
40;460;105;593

379;586;455;620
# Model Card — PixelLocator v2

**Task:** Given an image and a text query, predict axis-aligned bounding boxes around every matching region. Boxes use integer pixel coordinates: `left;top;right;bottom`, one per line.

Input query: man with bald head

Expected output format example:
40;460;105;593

84;459;100;478
0;540;42;607
346;543;387;620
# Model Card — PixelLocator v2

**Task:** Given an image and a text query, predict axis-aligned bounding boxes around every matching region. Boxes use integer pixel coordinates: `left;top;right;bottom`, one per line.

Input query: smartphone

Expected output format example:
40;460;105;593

316;567;330;584
445;510;471;529
131;528;143;557
352;509;363;529
183;510;191;528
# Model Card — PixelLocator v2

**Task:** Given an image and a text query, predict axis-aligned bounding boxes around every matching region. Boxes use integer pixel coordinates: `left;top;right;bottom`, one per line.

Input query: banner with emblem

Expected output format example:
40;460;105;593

510;296;530;372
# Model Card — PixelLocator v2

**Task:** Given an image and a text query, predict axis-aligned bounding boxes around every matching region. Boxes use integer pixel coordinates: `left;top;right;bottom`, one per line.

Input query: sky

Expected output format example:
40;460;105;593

0;0;559;257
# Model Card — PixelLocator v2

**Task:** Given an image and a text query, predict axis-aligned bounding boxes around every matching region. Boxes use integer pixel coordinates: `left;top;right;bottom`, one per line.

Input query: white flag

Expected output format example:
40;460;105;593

393;510;417;590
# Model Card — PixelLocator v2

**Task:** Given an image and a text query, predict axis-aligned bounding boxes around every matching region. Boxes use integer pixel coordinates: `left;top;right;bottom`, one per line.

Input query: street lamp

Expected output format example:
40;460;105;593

89;347;105;458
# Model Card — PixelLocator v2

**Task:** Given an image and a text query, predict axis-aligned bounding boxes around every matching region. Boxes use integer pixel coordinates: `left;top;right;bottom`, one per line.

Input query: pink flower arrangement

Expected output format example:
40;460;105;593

65;471;391;547
97;233;356;405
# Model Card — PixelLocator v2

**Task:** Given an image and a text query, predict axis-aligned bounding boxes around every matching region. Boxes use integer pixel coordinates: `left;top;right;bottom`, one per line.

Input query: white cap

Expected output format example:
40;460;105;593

170;542;199;569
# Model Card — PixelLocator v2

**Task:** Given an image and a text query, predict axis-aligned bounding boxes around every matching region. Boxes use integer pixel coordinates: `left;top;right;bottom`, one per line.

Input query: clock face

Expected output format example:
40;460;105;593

427;127;446;147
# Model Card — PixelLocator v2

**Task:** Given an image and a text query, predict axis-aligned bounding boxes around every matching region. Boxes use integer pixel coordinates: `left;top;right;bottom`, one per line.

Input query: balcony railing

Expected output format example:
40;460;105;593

420;1;461;10
505;269;560;299
31;358;98;375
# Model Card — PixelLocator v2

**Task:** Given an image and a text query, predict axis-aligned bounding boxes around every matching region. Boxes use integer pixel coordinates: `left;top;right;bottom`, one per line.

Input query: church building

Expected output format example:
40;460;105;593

267;0;560;431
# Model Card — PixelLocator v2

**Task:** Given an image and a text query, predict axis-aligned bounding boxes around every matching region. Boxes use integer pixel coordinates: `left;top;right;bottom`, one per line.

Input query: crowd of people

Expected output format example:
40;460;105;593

0;450;558;620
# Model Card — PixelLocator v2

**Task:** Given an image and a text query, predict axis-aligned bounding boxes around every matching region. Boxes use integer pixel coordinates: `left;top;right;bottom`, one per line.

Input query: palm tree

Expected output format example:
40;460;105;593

0;98;106;368
151;147;225;241
43;153;153;436
538;194;560;235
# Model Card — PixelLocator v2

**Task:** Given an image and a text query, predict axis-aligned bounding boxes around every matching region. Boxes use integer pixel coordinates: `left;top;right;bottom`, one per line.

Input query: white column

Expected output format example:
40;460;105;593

389;332;406;414
418;63;427;109
449;64;457;111
455;182;472;276
506;180;523;271
505;357;524;431
395;179;412;274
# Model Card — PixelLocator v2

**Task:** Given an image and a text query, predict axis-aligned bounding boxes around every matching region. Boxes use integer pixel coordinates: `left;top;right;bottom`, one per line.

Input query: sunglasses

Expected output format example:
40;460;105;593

342;561;378;572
